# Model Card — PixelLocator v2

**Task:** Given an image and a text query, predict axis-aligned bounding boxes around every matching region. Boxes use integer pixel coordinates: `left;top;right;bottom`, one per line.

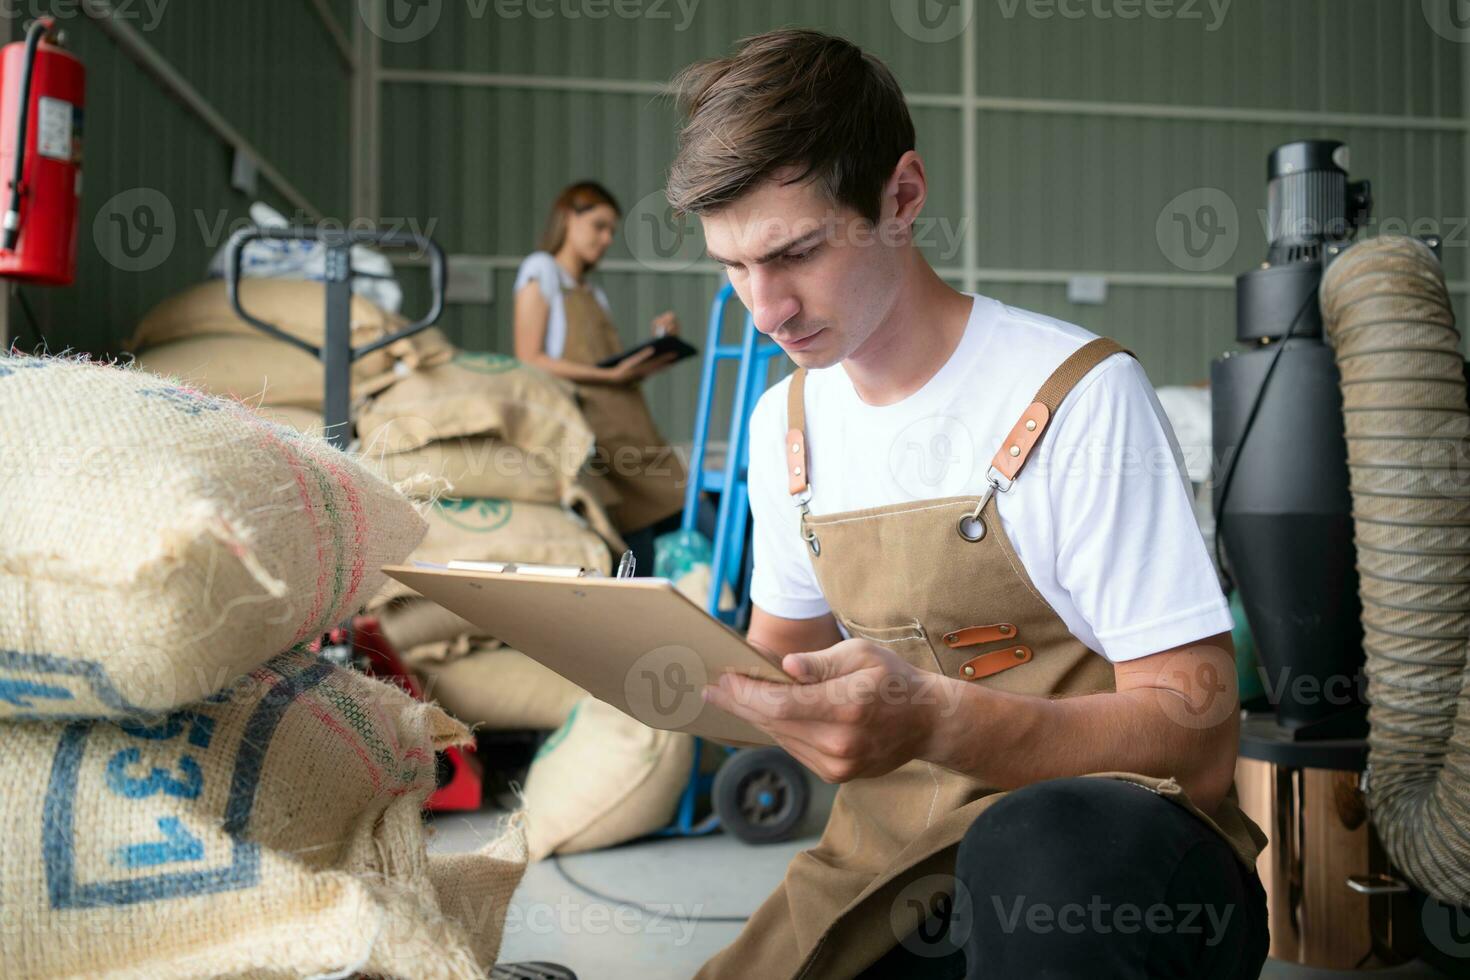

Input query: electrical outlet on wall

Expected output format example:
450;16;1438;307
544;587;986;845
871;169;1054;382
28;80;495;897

1067;275;1108;305
445;256;495;305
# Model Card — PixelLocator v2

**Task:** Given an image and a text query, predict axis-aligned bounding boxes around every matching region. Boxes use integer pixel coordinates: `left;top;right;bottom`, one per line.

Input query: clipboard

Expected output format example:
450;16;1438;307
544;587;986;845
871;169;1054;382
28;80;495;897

382;563;790;744
594;334;698;369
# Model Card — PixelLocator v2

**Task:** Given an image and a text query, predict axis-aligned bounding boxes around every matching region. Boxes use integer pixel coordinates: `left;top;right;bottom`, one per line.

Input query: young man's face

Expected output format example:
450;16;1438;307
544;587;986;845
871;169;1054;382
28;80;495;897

700;171;904;370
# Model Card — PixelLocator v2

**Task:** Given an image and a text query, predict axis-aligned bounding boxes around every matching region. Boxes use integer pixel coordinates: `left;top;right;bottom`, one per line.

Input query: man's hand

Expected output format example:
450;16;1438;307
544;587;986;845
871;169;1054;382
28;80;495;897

702;638;957;783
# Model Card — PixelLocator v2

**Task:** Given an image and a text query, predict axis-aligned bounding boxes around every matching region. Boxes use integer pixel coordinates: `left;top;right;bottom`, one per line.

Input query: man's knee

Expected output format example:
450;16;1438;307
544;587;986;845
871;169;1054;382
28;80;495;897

958;776;1172;884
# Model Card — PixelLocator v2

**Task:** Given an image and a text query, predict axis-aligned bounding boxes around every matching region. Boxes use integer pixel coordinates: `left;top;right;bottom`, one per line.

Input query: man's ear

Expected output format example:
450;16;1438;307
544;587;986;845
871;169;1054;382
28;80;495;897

883;150;928;242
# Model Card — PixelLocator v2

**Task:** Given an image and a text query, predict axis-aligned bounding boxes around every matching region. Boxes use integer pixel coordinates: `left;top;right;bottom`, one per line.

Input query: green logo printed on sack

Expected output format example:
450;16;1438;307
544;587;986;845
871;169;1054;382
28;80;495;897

453;351;519;375
535;701;582;760
434;497;513;532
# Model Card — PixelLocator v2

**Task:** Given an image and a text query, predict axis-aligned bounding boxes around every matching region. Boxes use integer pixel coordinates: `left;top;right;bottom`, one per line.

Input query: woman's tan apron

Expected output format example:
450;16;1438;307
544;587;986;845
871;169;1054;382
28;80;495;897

698;337;1267;980
559;286;688;533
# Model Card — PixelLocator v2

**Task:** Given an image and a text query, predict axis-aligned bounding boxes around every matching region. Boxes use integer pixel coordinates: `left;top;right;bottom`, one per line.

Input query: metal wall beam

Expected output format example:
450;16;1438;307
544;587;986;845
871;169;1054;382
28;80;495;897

377;67;1470;133
82;0;324;220
308;0;357;70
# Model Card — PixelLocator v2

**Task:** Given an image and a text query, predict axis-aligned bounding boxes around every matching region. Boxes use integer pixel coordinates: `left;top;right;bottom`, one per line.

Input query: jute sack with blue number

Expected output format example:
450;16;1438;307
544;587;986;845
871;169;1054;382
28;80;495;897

1;647;527;979
0;352;427;720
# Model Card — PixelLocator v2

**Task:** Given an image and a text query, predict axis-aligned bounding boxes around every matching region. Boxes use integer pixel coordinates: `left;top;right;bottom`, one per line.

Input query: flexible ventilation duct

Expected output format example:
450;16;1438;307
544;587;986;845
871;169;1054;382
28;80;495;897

1320;235;1470;905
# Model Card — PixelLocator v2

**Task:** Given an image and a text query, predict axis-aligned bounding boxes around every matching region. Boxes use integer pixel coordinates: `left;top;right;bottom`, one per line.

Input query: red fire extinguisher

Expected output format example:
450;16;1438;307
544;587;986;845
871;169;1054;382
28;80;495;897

0;17;83;287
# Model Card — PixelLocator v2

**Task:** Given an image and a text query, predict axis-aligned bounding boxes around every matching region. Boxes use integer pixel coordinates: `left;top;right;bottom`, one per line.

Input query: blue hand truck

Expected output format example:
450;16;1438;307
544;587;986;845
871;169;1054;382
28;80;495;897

654;283;812;843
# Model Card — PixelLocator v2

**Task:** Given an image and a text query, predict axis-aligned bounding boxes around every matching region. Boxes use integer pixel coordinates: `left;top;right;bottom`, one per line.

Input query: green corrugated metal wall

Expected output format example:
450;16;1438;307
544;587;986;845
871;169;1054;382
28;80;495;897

15;2;1468;447
373;0;1469;444
13;2;352;357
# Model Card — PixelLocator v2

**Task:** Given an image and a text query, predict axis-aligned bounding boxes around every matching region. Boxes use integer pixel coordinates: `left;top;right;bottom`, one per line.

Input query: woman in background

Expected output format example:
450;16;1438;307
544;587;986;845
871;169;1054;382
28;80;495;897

513;181;689;572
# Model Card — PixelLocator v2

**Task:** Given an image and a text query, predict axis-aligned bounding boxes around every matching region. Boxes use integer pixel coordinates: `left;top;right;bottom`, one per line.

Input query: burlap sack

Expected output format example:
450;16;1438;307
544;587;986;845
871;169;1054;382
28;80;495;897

419;496;611;571
415;641;586;731
428;817;530;971
379;597;489;655
367;436;567;504
133;334;399;411
0;353;426;719
357;352;595;474
0;648;526;979
373;497;613;610
522;697;696;860
391;324;459;371
129;279;398;381
252;404;329;437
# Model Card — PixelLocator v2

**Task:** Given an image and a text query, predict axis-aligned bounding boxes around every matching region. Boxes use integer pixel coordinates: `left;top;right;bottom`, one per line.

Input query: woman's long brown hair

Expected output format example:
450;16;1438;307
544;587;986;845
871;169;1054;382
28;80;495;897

539;181;622;255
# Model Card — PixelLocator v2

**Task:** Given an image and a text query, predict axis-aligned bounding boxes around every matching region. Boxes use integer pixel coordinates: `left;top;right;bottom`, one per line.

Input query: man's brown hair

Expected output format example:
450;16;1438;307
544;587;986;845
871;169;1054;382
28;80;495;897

665;29;915;223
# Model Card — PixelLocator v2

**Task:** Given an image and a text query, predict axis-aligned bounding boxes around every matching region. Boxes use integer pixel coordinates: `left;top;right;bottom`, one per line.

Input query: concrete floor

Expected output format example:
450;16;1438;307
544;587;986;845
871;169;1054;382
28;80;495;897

428;808;1452;980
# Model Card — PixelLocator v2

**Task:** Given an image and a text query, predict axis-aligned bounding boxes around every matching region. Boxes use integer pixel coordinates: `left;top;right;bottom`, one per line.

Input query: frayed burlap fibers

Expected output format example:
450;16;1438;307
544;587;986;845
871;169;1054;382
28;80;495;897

0;353;427;720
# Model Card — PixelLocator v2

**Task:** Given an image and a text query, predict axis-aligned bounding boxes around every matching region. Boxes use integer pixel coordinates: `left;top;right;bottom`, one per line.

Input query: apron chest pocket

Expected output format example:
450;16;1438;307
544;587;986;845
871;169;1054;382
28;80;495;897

840;618;945;674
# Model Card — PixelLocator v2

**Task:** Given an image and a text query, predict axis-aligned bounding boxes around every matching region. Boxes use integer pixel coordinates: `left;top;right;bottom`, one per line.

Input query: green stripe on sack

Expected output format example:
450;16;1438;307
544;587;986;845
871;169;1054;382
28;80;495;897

305;461;349;619
534;701;582;760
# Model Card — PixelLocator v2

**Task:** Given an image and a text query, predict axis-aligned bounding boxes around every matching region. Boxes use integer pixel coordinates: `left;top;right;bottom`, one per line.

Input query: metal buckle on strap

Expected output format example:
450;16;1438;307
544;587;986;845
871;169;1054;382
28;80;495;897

957;466;1012;542
792;488;821;556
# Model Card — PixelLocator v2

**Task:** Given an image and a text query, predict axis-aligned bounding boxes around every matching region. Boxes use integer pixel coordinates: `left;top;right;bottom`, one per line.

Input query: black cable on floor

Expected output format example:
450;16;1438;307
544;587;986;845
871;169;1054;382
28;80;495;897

549;852;751;923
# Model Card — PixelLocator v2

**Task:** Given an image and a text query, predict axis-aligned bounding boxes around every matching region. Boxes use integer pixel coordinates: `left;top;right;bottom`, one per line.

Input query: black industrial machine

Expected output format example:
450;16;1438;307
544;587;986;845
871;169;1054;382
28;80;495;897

1213;139;1373;738
1214;142;1470;973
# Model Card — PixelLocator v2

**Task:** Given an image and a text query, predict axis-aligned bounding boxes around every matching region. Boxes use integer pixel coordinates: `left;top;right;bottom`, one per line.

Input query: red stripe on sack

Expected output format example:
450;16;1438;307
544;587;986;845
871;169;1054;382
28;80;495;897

298;696;434;797
234;409;332;642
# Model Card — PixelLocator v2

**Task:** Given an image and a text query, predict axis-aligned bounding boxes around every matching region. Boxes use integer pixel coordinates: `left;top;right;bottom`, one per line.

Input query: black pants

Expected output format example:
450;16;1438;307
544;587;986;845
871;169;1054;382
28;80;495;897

858;776;1270;979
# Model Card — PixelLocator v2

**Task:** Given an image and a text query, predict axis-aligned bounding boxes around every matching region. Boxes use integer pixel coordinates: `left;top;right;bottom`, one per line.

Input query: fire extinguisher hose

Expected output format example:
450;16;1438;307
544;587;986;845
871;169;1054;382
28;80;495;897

2;17;55;253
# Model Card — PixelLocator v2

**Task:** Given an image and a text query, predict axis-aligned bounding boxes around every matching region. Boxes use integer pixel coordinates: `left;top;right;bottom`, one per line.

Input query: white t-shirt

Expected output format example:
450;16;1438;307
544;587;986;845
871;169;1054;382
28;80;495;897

748;293;1232;664
513;251;611;359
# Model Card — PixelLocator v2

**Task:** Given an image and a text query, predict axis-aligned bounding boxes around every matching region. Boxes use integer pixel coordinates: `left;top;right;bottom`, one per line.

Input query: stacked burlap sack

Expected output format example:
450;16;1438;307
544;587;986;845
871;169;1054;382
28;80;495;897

0;353;525;979
348;344;701;857
357;343;628;729
126;279;448;432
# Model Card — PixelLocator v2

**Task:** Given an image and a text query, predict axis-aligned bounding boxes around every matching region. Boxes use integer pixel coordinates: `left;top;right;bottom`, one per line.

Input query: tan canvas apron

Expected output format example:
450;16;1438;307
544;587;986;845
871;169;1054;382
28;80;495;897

698;338;1267;980
559;286;688;533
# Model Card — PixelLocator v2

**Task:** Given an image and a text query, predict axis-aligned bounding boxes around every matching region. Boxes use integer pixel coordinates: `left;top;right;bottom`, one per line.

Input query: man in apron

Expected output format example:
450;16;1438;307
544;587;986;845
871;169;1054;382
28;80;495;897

664;29;1270;978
